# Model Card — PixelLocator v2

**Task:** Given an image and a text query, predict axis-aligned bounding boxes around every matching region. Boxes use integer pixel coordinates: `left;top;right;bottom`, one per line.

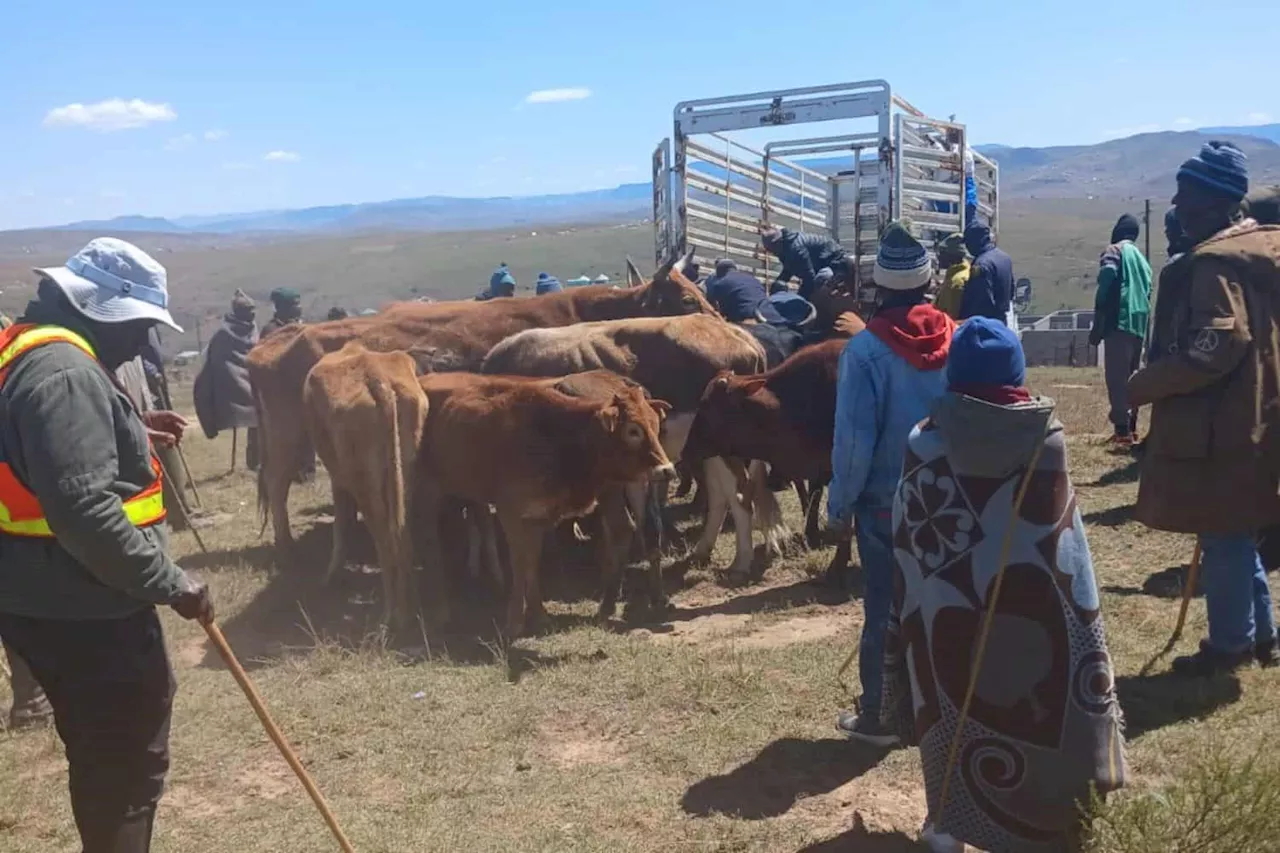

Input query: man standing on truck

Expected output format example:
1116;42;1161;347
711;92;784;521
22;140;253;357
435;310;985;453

760;225;851;301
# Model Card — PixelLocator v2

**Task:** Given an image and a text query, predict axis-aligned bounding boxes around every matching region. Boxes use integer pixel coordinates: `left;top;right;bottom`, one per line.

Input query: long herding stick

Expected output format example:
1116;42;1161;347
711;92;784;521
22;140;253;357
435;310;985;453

154;452;210;556
202;618;357;853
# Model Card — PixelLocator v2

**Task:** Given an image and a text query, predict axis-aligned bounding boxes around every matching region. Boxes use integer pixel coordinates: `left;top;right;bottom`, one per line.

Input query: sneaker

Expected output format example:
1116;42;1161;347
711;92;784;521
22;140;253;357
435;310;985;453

1256;635;1278;668
1172;639;1253;677
835;709;900;747
921;820;964;853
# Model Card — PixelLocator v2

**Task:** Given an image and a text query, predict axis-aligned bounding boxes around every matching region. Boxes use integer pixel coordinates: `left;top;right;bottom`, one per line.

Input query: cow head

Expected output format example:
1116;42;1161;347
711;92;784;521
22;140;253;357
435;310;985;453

588;388;675;484
629;249;718;317
683;371;776;465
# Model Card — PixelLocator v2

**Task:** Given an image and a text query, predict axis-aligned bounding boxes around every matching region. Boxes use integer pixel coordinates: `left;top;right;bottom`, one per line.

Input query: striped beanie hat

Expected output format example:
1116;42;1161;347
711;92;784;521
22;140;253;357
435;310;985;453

874;220;932;291
1177;141;1249;202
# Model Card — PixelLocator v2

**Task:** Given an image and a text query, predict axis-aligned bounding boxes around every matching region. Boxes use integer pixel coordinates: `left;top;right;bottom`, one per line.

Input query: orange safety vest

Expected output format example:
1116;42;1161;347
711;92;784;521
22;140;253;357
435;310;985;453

0;323;166;537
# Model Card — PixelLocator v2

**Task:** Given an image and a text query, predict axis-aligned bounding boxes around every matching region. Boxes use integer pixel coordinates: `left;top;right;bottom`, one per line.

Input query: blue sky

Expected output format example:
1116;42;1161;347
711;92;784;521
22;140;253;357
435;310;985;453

2;0;1276;230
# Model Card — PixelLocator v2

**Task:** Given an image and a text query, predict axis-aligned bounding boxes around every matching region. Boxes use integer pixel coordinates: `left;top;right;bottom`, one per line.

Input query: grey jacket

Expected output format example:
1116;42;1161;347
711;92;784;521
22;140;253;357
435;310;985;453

0;297;188;619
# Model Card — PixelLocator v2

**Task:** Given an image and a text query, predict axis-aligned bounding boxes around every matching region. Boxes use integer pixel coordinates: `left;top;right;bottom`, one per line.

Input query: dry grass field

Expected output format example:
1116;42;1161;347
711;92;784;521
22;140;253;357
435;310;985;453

5;366;1274;850
3;366;1278;852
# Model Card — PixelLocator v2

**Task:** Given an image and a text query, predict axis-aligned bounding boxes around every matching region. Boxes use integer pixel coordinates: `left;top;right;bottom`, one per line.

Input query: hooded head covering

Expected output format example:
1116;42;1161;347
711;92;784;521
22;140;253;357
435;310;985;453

947;317;1028;404
270;287;300;307
1110;213;1141;244
873;221;932;291
489;263;511;290
230;288;256;321
964;221;995;258
1246;185;1280;225
714;258;737;277
35;237;182;332
535;272;563;295
938;232;967;266
760;226;783;251
1177;141;1249;202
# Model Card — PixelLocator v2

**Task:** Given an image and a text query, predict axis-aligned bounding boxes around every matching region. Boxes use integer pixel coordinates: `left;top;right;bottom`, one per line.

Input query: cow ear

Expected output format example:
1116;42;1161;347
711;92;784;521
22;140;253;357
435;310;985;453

740;377;768;397
649;398;673;418
595;402;621;433
625;256;645;289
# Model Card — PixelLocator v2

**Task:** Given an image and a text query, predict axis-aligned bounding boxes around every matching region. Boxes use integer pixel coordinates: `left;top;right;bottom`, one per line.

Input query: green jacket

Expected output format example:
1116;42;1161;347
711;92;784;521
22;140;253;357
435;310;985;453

0;296;187;619
1093;240;1152;341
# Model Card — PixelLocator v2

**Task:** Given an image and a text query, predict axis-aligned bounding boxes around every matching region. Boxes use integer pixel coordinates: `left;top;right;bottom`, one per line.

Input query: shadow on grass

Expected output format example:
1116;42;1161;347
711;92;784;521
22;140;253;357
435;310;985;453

1102;560;1202;600
795;825;919;852
1116;670;1242;740
663;579;848;626
1082;503;1135;528
681;738;891;820
1086;457;1141;487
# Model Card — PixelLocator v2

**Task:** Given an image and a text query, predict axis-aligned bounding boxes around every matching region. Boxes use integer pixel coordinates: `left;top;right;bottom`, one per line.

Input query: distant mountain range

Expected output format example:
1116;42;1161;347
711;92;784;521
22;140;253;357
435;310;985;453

48;125;1280;236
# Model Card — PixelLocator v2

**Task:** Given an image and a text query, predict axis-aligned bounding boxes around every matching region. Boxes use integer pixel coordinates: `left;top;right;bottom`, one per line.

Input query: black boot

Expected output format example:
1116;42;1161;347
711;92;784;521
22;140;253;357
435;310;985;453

1256;635;1278;668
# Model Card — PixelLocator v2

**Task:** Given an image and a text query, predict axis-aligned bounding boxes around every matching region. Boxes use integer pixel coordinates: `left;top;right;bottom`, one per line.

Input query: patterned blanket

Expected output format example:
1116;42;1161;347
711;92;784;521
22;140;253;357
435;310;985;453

883;393;1126;851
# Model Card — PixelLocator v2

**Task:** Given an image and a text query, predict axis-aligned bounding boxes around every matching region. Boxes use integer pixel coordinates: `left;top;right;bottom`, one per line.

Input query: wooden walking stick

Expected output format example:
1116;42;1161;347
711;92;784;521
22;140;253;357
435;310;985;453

202;618;357;852
177;444;204;508
1139;540;1203;676
154;452;210;556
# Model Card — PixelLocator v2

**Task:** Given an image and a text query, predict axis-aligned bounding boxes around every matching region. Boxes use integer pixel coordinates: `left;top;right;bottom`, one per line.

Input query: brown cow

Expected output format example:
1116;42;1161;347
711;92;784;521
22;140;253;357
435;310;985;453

250;251;713;553
302;343;431;634
681;339;853;581
480;313;789;577
416;372;674;636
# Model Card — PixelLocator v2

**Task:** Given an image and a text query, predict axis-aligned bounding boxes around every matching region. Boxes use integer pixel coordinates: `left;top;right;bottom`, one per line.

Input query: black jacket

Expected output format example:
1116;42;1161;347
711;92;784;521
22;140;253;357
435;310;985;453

958;236;1015;321
768;229;849;299
705;270;785;324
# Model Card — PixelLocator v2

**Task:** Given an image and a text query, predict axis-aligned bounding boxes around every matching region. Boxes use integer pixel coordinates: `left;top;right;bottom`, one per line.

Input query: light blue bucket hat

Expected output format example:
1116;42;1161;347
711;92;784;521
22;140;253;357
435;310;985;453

35;237;182;332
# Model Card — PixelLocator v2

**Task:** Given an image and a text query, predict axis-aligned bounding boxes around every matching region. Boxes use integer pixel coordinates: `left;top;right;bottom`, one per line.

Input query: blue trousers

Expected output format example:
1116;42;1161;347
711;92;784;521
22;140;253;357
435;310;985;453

1200;533;1277;653
855;506;895;720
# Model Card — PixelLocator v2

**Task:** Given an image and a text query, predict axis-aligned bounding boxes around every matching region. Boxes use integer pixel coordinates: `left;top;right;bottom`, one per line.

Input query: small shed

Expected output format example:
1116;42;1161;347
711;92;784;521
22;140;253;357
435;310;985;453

566;275;592;287
592;274;611;285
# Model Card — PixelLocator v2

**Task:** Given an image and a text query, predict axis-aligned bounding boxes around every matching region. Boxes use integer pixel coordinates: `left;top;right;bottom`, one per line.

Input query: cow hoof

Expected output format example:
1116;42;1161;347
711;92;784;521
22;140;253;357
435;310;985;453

596;601;618;622
688;547;713;567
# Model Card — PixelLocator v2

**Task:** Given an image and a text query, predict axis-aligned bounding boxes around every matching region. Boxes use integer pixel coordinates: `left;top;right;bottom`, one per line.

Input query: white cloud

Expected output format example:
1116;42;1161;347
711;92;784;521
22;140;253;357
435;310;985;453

44;98;176;132
164;133;197;151
1248;111;1274;124
263;150;300;163
524;87;591;104
204;129;229;141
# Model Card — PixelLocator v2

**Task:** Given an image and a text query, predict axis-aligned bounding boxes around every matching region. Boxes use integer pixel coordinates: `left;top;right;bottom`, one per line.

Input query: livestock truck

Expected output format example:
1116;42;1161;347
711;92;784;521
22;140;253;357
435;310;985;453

650;80;1000;309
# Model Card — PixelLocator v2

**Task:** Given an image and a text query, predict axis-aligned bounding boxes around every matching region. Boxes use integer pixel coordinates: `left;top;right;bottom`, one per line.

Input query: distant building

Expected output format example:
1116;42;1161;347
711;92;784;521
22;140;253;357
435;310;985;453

592;274;610;285
566;275;592;287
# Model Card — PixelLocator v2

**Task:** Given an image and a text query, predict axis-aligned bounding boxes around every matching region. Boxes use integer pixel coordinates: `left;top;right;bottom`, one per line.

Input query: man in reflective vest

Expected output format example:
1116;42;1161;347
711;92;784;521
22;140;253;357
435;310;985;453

0;237;213;853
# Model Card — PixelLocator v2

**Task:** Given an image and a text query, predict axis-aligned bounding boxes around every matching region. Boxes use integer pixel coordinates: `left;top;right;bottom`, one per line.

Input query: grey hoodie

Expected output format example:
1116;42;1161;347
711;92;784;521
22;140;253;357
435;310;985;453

929;392;1059;479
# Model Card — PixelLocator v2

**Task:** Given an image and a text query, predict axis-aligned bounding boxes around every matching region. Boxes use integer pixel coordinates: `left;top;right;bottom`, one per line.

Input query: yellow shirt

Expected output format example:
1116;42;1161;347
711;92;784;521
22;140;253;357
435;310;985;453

935;260;971;320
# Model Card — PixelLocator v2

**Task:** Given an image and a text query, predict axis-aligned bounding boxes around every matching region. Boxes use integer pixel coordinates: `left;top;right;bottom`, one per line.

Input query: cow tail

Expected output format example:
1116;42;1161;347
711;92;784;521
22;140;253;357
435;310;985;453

253;376;271;539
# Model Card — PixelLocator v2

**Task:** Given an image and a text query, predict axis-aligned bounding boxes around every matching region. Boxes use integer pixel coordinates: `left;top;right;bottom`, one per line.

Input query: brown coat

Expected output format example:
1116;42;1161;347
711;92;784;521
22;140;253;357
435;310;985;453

1129;221;1280;535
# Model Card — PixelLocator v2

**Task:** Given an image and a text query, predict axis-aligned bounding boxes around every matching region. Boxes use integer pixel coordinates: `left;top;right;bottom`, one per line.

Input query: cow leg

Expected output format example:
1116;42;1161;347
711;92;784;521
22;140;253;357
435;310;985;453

596;488;632;620
261;411;304;553
632;480;668;614
325;487;358;585
480;506;505;590
793;480;810;510
691;457;732;566
465;505;483;581
722;460;757;578
496;507;545;637
747;460;789;558
804;482;826;550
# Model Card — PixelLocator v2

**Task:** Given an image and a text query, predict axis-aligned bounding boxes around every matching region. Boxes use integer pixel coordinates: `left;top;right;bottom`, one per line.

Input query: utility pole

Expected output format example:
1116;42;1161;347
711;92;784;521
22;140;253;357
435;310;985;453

1143;198;1152;261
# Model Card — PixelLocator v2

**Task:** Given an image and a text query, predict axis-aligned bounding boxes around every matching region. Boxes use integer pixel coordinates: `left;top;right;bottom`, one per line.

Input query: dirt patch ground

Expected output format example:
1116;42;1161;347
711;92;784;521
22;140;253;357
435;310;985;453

3;367;1277;853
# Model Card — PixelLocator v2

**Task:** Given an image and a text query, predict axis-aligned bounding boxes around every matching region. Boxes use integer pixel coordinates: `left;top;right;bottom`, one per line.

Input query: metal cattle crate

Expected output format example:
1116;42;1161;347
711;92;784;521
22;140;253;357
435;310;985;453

652;80;999;306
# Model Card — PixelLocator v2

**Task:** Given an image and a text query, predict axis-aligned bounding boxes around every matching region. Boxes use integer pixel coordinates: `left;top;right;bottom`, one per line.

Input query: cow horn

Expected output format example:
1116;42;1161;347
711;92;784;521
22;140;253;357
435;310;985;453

672;247;695;276
625;256;645;289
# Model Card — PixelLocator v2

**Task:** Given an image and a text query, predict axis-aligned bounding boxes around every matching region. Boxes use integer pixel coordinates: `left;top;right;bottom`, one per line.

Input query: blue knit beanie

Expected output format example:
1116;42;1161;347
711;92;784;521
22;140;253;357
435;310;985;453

947;317;1026;388
1177;141;1249;202
535;272;563;295
874;221;931;290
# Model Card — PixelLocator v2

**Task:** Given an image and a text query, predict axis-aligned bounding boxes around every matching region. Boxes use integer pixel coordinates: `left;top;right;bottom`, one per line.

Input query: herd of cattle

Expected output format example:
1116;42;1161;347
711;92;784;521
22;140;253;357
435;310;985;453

246;252;856;636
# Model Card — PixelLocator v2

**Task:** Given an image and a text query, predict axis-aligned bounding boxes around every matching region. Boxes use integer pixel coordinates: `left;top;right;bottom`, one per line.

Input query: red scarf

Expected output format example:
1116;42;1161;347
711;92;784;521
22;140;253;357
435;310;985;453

949;383;1033;405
